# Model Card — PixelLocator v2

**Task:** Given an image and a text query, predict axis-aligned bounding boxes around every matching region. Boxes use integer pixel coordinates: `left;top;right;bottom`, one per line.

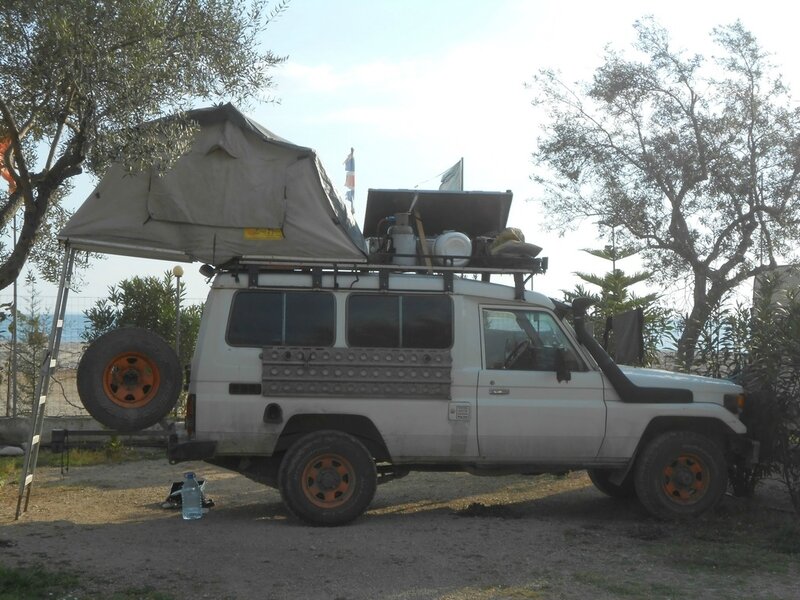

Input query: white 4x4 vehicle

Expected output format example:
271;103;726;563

78;263;756;526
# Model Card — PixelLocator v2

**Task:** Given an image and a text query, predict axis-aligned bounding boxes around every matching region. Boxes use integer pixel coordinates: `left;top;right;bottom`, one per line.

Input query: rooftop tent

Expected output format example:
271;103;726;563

59;104;367;265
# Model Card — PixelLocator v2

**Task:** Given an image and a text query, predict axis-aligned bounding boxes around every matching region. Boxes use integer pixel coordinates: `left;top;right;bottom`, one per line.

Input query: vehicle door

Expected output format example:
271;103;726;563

476;307;606;461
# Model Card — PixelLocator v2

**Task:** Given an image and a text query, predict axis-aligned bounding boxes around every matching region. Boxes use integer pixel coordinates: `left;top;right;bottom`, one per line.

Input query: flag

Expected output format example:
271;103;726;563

343;147;355;210
0;137;16;194
439;158;463;191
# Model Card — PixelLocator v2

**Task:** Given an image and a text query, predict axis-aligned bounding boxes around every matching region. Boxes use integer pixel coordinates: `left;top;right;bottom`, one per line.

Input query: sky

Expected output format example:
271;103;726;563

15;0;800;313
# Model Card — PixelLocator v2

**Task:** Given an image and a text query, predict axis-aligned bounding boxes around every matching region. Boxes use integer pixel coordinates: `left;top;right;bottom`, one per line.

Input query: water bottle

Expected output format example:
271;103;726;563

181;472;203;520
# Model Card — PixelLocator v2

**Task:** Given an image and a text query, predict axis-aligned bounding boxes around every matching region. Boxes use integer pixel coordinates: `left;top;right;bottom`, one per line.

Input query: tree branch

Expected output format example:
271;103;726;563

45;89;75;171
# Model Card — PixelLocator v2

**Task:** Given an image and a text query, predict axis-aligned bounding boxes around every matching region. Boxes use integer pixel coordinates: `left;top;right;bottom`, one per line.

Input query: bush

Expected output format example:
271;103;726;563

83;270;202;369
727;275;800;510
6;272;49;415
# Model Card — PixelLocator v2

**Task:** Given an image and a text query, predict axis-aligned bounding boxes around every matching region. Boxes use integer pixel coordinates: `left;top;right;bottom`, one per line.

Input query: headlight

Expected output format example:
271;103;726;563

724;393;745;415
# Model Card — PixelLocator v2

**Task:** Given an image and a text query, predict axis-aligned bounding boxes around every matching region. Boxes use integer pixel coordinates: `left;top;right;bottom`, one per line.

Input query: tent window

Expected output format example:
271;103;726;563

227;290;334;347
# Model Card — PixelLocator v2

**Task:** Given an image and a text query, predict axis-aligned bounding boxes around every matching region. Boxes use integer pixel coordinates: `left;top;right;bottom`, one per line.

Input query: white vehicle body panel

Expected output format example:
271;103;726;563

187;270;749;469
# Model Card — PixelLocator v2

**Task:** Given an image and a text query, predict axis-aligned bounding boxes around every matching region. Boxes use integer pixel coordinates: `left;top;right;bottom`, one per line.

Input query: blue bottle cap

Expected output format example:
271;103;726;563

185;472;195;478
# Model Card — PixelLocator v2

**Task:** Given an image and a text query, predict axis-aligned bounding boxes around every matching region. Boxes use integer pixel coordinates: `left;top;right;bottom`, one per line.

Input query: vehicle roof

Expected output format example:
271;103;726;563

211;270;554;308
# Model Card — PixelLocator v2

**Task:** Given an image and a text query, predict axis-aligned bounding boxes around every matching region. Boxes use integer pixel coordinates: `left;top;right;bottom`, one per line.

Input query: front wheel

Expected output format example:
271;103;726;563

634;431;727;519
278;431;377;526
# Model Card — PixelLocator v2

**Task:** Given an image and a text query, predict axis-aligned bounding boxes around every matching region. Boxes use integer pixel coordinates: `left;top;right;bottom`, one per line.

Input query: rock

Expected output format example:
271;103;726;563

0;445;24;456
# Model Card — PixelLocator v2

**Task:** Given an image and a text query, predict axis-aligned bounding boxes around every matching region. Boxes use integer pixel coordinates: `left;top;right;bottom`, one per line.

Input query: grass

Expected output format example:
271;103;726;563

572;572;675;599
0;564;81;600
0;443;163;488
575;507;800;598
0;565;177;600
105;589;176;600
439;583;551;600
769;522;800;555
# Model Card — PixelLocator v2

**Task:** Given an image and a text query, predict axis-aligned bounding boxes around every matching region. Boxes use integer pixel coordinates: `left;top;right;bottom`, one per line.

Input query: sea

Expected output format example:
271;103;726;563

0;313;91;344
58;313;92;343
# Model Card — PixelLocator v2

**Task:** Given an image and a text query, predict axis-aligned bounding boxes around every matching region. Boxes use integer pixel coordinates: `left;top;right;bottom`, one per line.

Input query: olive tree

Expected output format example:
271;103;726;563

0;0;287;288
530;18;800;368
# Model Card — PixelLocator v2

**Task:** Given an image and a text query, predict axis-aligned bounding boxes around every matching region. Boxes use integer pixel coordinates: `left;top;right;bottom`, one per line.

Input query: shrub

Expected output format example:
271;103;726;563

83;270;202;369
727;275;800;509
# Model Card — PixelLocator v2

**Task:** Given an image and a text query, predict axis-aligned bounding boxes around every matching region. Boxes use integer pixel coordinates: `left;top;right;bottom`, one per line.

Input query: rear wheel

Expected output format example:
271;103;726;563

77;328;181;431
278;431;377;526
634;431;727;519
587;468;636;499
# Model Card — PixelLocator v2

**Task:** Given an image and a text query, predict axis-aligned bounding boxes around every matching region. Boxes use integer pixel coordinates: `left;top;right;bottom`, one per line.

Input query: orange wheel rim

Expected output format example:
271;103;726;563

301;453;355;508
661;453;708;505
102;352;161;409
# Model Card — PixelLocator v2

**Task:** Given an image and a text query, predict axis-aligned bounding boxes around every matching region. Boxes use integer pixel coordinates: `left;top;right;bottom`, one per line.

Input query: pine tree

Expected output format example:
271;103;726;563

563;243;673;366
13;272;48;411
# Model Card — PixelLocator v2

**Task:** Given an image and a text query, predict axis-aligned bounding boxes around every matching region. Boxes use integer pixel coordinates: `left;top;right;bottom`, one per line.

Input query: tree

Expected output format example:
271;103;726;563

562;243;670;366
530;18;800;369
0;0;287;288
11;272;48;410
83;270;202;369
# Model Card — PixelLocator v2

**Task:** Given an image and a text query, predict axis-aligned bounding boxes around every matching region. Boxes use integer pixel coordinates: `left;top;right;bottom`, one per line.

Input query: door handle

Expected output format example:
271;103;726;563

489;387;510;395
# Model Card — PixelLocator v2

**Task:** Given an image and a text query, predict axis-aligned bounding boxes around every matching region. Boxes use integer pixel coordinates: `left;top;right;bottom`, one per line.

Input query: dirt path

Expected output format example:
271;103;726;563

1;457;798;600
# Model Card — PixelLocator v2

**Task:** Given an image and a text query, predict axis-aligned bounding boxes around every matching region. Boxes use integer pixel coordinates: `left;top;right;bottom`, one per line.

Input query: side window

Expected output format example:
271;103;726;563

285;292;335;346
227;290;335;347
402;295;452;348
227;291;283;346
347;294;452;348
347;295;399;347
482;308;584;371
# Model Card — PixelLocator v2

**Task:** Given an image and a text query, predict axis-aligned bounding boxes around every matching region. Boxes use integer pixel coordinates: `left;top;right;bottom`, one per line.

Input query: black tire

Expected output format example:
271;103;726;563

77;327;181;432
278;431;377;526
587;468;637;499
634;431;727;520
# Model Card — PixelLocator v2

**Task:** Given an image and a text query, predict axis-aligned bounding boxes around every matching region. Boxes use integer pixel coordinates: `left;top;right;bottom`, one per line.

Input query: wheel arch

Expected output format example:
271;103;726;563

274;413;391;461
611;416;737;486
639;416;736;451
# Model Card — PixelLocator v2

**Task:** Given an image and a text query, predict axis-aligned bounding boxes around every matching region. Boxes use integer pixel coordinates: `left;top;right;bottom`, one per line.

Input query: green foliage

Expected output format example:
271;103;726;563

531;18;800;368
733;276;800;509
7;272;49;413
0;564;81;600
0;447;162;487
0;0;288;290
562;245;670;366
83;270;202;368
0;563;178;599
684;300;750;379
692;273;800;508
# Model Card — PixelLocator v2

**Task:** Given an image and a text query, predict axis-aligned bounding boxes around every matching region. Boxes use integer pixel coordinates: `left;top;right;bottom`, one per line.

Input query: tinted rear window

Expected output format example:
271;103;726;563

227;290;334;347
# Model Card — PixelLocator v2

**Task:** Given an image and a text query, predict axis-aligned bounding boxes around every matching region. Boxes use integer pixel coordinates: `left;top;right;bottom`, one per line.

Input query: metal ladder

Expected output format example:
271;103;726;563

15;246;76;519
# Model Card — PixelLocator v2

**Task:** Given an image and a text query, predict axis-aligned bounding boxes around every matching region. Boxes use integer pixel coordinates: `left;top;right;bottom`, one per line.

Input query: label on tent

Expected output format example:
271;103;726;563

243;228;284;240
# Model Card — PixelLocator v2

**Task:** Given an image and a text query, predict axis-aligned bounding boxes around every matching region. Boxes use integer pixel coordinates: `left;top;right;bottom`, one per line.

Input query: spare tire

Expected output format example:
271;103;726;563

77;327;181;432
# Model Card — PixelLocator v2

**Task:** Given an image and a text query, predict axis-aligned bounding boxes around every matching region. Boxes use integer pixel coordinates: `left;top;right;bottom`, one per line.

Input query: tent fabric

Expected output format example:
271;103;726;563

59;104;367;265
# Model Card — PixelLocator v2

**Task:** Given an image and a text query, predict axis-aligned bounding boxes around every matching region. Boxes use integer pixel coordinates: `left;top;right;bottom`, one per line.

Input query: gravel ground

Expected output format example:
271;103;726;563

1;456;798;600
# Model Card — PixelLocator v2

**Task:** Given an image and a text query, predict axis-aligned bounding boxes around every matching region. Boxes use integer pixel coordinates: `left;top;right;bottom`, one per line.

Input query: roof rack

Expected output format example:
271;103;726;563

218;255;548;300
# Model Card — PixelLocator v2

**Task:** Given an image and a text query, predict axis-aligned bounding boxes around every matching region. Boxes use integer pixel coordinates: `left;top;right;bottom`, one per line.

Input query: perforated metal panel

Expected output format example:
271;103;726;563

261;346;452;399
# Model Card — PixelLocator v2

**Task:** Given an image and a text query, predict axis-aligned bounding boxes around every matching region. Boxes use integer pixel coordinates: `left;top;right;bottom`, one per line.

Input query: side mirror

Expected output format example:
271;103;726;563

556;347;571;383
